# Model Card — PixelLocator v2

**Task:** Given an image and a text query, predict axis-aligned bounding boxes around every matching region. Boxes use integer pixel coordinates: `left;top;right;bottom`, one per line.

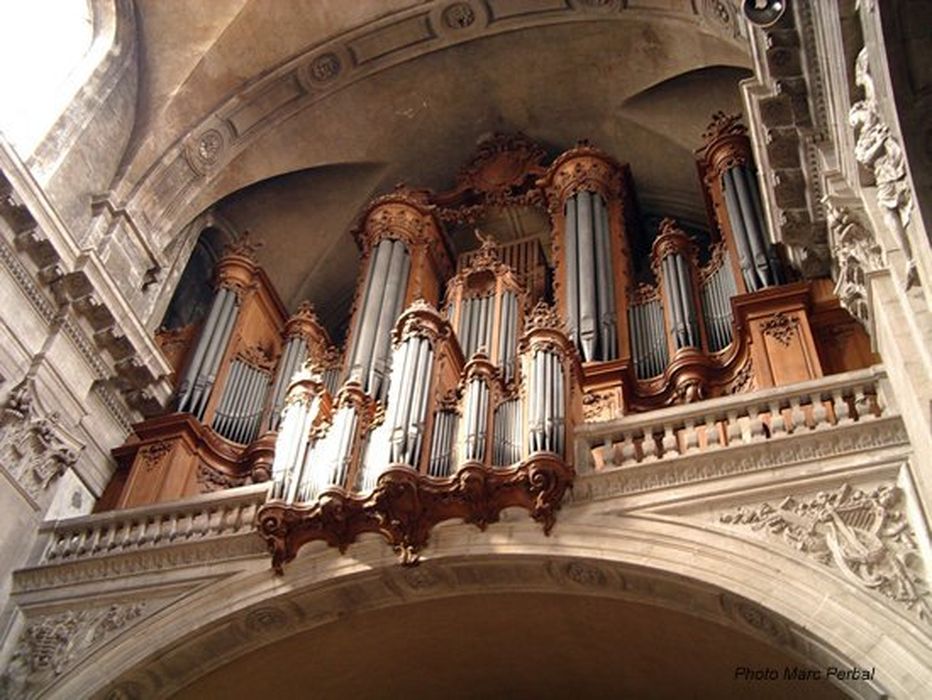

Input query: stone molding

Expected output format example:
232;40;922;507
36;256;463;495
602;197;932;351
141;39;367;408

0;141;173;419
39;519;931;700
573;415;908;503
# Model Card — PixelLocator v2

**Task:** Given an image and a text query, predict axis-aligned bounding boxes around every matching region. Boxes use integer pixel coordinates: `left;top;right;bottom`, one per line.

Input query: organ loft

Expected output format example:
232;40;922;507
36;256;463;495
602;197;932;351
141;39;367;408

99;123;874;570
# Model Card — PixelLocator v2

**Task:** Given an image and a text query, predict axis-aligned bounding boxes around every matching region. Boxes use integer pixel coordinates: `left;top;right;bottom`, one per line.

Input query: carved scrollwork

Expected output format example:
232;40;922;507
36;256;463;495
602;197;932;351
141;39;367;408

0;378;82;504
256;455;574;573
0;603;146;697
720;482;932;624
760;312;800;347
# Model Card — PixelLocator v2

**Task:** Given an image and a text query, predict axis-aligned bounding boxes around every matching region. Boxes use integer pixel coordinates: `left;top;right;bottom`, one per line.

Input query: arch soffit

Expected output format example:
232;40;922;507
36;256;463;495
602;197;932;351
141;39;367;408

52;515;932;699
109;2;752;259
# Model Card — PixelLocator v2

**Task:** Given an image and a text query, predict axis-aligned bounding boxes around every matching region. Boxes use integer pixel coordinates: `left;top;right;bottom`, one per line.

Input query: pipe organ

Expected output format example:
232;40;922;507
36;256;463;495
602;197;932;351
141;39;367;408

697;111;782;293
107;125;875;567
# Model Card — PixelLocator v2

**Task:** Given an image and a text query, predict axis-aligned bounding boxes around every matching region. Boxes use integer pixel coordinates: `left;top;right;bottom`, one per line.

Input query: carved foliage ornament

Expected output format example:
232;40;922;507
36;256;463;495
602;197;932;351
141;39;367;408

0;379;82;503
760;312;799;347
720;483;931;624
0;603;146;696
257;456;574;572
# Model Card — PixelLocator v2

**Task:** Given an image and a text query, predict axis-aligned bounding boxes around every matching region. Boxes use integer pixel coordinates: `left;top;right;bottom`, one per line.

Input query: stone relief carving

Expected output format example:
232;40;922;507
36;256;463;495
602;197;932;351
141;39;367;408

0;378;82;505
0;603;146;697
720;482;931;624
824;201;883;328
849;48;918;288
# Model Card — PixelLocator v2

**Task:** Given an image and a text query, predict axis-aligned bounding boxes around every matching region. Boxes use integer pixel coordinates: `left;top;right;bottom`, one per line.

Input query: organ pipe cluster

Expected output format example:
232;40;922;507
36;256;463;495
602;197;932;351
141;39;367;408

270;225;579;505
174;250;335;446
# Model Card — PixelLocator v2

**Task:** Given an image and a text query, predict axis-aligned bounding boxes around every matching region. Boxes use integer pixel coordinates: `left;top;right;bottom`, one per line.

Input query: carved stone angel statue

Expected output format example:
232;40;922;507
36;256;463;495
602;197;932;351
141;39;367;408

848;48;918;288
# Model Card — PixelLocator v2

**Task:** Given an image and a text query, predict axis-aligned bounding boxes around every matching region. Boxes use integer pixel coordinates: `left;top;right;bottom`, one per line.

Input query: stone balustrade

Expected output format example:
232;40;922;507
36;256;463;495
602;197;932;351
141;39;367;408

576;366;893;472
36;483;269;565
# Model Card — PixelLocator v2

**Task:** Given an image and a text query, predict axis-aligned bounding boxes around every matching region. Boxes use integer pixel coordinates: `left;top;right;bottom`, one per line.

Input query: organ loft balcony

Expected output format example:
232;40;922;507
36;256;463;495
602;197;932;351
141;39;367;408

29;128;890;574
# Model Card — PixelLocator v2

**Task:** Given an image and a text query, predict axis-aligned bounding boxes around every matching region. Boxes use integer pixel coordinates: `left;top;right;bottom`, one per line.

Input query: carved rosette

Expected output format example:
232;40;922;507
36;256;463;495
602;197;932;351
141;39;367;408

537;142;624;214
256;456;574;573
696;111;752;182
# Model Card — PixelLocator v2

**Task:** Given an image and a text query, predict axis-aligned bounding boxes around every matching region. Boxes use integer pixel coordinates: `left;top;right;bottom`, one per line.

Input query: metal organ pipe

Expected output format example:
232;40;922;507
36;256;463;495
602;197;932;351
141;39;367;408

177;286;226;413
596;198;617;359
721;169;757;292
267;336;308;431
564;197;579;348
732;166;771;289
576;190;598;361
369;242;410;400
674;253;699;348
349;240;389;379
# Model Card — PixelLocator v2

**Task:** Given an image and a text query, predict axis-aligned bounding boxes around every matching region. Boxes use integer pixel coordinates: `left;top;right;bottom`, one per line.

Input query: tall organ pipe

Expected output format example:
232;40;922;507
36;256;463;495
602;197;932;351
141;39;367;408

193;291;239;418
564;197;579;347
722;169;757;292
369;242;410;400
595;198;617;359
267;336;308;431
674;254;699;348
177;286;226;412
349;241;389;379
576;191;598;361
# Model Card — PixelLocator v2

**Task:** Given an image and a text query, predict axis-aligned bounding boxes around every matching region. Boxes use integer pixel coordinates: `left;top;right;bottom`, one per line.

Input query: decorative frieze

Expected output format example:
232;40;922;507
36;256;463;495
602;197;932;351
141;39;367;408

720;481;931;625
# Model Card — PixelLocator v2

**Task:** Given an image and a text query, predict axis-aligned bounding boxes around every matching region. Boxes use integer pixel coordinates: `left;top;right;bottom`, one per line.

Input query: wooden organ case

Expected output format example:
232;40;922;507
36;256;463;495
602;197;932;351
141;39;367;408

103;123;874;571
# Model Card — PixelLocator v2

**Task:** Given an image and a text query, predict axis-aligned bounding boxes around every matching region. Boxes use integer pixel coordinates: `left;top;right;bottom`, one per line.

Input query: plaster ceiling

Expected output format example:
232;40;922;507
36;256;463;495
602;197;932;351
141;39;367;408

127;2;753;334
173;592;847;699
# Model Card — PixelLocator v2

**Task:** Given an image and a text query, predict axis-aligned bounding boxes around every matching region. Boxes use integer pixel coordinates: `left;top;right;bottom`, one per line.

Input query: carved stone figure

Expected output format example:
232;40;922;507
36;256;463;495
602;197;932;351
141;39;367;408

824;201;883;327
848;48;918;288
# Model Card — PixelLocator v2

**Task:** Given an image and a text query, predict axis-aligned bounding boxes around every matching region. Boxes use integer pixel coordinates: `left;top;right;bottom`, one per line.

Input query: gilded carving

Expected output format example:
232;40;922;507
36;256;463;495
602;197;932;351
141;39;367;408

720;482;931;624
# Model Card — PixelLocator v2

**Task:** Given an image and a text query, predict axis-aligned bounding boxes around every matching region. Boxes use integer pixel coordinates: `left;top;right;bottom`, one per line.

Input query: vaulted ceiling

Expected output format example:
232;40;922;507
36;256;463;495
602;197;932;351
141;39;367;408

124;1;754;333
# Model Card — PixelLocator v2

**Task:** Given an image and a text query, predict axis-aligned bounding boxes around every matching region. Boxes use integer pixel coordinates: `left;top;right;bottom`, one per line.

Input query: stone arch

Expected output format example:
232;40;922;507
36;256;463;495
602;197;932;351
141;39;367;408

44;514;931;698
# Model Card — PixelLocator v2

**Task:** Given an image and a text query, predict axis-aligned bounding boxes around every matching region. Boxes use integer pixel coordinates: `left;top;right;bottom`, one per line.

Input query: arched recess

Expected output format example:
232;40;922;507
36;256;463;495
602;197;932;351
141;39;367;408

45;515;932;699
